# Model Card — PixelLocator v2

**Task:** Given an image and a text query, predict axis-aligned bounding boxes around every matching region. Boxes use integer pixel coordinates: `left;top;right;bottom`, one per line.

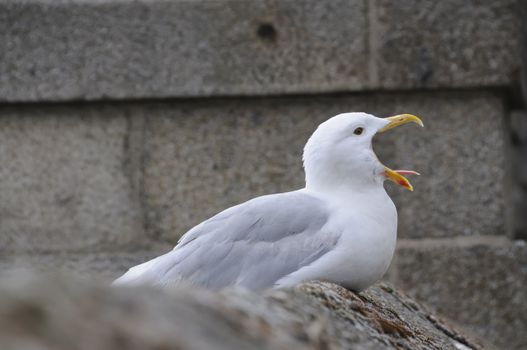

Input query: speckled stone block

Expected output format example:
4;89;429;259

509;110;527;239
374;0;520;89
391;239;527;350
0;0;368;101
141;98;336;242
142;91;506;241
0;0;520;102
0;250;163;282
371;92;506;238
0;105;143;252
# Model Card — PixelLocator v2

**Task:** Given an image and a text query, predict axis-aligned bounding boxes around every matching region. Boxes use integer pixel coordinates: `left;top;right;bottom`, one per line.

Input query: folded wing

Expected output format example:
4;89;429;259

114;191;340;289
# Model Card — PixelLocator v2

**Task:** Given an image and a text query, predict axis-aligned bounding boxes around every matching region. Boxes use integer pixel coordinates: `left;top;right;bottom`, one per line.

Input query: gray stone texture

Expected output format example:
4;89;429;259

0;0;520;102
508;110;527;239
143;91;506;242
0;250;162;282
0;105;144;253
0;0;368;101
0;273;483;350
375;0;520;89
521;0;527;104
391;238;527;350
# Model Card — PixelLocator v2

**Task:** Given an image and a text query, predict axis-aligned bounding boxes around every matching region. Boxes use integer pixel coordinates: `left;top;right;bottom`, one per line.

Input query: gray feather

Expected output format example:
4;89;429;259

114;190;340;289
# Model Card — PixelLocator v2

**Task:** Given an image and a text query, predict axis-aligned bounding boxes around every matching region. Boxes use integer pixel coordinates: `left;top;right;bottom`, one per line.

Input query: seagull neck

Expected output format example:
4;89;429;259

305;180;386;202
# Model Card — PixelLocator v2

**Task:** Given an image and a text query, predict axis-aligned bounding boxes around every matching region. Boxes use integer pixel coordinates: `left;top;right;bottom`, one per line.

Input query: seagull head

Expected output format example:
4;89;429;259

303;112;423;193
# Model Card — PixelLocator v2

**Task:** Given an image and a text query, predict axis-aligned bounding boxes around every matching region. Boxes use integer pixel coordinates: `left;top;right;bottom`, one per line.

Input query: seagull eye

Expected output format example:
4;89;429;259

353;127;364;135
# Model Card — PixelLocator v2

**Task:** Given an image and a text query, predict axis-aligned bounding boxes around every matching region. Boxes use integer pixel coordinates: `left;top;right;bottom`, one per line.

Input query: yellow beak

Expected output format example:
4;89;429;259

379;114;424;191
384;168;420;191
378;114;424;133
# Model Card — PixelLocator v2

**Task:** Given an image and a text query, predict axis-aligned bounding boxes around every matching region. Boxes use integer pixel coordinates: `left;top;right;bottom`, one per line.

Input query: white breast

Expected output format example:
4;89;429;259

276;188;398;291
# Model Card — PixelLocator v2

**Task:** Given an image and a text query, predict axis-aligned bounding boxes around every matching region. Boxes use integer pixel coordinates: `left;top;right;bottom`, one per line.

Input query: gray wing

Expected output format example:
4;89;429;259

114;190;340;289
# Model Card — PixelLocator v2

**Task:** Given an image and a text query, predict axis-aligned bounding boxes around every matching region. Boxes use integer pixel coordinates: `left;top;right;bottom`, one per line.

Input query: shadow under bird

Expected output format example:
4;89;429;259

114;112;424;291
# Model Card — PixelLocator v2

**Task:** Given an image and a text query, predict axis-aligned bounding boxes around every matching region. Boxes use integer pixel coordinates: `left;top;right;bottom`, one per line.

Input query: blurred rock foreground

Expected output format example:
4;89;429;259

0;273;482;350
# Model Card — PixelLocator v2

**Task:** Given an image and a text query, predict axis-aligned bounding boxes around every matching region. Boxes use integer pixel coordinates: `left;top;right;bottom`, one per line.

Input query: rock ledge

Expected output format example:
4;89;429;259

0;273;482;350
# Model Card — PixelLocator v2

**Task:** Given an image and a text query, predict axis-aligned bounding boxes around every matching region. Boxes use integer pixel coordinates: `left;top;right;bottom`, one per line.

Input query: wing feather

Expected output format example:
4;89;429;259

114;190;340;289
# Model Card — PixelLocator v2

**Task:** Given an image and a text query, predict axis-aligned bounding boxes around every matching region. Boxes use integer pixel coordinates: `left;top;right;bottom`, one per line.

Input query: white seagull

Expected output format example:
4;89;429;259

114;112;423;291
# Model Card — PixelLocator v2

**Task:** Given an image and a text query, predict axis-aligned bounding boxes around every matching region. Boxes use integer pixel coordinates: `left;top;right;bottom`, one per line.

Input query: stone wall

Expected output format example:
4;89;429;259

0;0;525;349
0;0;518;100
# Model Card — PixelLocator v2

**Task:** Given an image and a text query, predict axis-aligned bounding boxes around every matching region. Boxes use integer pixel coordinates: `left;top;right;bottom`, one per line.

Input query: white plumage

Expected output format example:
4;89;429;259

114;112;423;291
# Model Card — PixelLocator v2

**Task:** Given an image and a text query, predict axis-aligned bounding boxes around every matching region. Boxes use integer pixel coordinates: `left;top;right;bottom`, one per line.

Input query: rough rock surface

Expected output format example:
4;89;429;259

0;273;482;350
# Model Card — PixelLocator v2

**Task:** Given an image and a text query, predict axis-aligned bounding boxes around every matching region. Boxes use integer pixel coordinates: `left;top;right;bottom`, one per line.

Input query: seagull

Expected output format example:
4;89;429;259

114;113;423;291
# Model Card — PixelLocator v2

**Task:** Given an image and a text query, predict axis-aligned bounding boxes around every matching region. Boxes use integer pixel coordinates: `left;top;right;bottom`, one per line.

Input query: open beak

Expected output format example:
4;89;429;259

378;114;424;133
384;168;420;191
378;114;424;191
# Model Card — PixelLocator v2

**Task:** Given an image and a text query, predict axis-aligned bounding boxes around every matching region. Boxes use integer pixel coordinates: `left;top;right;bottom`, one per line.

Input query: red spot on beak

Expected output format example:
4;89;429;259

398;180;407;186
